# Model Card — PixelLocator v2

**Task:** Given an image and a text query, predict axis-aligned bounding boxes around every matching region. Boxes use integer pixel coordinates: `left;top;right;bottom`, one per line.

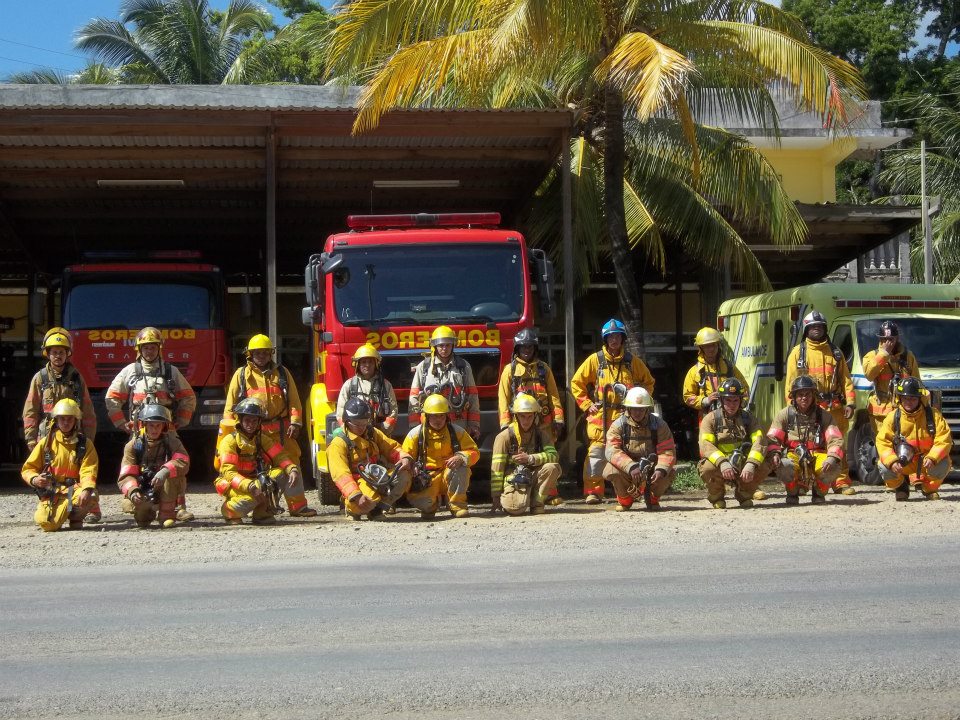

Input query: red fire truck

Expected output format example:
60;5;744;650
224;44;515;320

302;212;555;504
61;256;231;455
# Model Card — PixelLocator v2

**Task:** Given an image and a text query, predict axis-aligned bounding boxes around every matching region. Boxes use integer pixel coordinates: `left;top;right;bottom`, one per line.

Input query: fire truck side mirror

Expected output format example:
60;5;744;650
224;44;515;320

529;249;556;322
301;306;321;327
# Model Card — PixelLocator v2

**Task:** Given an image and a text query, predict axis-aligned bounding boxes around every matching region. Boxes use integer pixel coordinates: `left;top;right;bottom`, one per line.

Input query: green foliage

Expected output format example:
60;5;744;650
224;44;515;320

782;0;919;100
670;464;705;493
269;0;325;20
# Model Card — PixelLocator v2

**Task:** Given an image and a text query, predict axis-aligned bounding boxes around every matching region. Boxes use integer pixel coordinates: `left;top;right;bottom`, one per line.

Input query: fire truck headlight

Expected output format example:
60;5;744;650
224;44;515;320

202;399;226;408
199;414;221;426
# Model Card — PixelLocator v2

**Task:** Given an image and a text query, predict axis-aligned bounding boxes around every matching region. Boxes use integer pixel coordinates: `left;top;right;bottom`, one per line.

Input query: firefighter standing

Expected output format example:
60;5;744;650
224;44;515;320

328;397;413;520
682;327;748;416
21;398;99;532
490;394;562;516
224;334;305;468
875;378;951;501
23;327;97;451
784;311;856;495
570;319;655;503
117;404;190;528
106;327;196;522
215;398;309;524
862;321;921;433
335;343;399;436
603;387;676;511
402;394;480;519
697;378;769;509
408;326;480;439
767;376;844;505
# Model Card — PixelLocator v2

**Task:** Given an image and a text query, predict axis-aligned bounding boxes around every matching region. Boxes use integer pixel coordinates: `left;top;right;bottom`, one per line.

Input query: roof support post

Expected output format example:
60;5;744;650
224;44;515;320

561;130;576;468
265;125;278;348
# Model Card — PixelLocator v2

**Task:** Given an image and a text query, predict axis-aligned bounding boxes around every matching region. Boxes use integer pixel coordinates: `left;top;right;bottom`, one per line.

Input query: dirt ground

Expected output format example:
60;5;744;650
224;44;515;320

1;477;957;570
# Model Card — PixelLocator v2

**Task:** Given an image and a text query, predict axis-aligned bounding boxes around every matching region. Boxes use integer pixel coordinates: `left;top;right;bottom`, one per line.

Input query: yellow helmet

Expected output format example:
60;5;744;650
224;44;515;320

246;333;275;355
51;398;83;419
136;327;163;349
695;327;723;346
511;393;541;415
42;327;72;356
352;343;381;367
430;326;458;348
422;394;450;415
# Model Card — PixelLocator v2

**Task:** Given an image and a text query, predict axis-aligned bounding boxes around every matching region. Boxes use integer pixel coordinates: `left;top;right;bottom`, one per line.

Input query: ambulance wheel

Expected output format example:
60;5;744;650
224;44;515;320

854;424;883;485
318;472;341;506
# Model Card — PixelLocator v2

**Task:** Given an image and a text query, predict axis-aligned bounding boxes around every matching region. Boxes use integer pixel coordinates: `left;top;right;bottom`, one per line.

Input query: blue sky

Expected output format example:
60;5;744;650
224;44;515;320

0;1;291;78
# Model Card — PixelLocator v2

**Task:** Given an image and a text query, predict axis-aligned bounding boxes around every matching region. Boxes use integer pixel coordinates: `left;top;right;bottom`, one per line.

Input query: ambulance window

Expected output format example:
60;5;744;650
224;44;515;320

833;324;854;366
774;320;784;381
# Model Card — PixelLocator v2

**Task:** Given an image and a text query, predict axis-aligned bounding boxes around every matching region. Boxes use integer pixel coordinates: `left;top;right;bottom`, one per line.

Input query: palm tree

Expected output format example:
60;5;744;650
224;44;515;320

75;0;273;84
326;0;866;353
880;68;960;281
5;63;119;84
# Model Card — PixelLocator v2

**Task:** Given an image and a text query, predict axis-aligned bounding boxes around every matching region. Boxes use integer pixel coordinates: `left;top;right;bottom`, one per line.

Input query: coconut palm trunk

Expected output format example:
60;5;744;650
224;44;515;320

603;84;645;355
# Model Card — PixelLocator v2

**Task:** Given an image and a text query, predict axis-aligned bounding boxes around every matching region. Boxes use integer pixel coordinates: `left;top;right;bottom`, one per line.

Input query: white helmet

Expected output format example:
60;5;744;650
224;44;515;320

622;387;654;409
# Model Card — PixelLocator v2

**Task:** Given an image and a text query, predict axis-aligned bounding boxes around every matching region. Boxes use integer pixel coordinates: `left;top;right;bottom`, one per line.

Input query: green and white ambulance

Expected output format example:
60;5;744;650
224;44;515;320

718;283;960;482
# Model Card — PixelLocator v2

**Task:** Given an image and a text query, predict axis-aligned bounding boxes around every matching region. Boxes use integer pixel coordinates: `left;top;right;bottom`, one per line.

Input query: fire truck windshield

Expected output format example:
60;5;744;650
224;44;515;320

63;282;215;330
856;318;960;368
333;244;525;324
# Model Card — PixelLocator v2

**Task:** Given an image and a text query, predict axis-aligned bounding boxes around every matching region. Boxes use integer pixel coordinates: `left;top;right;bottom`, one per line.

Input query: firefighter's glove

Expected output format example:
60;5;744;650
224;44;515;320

287;424;301;440
651;468;666;484
821;457;839;473
397;456;414;473
629;464;644;482
31;473;53;491
351;493;375;514
151;467;170;489
843;405;855;420
922;457;934;471
719;461;737;482
740;463;756;484
446;453;466;469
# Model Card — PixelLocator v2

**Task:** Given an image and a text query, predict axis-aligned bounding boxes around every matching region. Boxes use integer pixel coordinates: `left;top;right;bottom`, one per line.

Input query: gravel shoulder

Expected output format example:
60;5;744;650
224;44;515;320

1;480;957;570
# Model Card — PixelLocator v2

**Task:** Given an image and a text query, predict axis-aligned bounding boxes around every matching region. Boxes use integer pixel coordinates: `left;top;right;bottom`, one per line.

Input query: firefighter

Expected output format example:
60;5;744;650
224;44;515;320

862;321;921;434
497;328;564;441
22;328;100;521
23;327;97;450
570;318;655;503
697;378;770;509
875;377;951;501
224;334;305;472
497;328;564;505
603;387;676;511
402;394;480;519
106;326;196;522
408;326;480;439
327;397;414;520
784;311;856;495
21;398;99;532
117;404;190;529
766;376;844;505
490;393;562;516
682;327;748;416
335;343;399;436
215;398;310;524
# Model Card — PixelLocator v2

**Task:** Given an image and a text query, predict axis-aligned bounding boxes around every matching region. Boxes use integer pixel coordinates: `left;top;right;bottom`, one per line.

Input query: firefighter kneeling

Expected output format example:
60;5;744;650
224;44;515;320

697;378;770;509
328;397;413;520
215;398;311;524
491;394;562;516
402;394;480;519
875;377;951;501
767;376;844;505
117;404;190;529
21;399;99;532
603;387;676;511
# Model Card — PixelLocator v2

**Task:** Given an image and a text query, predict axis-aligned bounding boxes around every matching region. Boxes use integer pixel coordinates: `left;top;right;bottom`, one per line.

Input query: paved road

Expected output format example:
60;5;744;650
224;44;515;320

2;537;959;719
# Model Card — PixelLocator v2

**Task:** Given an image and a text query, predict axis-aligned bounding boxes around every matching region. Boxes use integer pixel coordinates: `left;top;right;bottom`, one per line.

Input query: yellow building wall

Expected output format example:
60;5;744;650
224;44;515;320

759;138;857;204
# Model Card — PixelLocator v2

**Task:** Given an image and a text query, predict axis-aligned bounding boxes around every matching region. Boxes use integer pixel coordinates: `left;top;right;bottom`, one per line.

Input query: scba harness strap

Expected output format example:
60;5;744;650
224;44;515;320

893;405;936;438
239;363;290;421
614;412;659;454
129;360;179;419
797;340;844;399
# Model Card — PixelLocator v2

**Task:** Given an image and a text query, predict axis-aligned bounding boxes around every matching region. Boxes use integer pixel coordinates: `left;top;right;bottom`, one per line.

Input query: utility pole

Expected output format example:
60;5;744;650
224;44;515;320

921;139;935;284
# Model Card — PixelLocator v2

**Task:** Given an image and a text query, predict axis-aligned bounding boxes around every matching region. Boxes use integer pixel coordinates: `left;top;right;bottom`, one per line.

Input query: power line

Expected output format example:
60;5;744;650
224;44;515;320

0;54;73;74
0;37;87;60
